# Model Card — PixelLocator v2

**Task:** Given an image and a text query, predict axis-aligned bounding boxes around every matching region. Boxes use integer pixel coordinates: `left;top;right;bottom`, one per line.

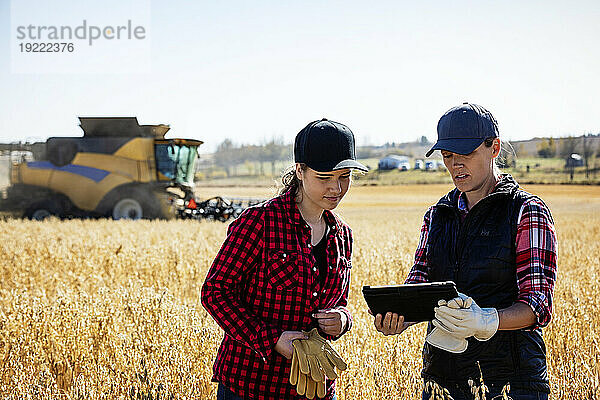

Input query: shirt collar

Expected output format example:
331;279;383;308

282;189;344;234
457;192;469;213
456;173;511;213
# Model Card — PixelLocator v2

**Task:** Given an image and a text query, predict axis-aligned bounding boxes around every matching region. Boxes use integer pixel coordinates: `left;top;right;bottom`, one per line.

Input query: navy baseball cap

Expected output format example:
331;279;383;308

294;118;368;172
426;102;499;157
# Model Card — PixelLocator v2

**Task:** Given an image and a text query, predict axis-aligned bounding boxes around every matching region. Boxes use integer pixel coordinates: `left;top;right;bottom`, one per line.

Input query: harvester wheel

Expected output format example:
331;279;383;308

30;209;52;220
25;200;62;221
112;198;144;220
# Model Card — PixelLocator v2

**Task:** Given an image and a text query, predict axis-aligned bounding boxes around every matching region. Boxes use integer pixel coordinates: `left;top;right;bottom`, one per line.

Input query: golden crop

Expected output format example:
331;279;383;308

1;184;598;399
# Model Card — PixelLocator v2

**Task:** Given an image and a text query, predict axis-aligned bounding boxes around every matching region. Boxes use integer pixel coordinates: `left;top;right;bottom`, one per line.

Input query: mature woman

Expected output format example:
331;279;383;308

373;103;557;400
202;118;367;400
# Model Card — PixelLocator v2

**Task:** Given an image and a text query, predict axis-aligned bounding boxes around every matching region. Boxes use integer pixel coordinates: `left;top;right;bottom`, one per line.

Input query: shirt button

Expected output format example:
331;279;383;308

307;243;312;249
329;265;334;269
331;226;336;230
312;267;317;272
313;292;318;297
282;253;287;259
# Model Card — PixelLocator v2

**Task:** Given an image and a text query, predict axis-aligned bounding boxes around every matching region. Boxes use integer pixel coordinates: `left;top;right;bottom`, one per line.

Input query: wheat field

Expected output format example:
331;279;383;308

1;184;599;399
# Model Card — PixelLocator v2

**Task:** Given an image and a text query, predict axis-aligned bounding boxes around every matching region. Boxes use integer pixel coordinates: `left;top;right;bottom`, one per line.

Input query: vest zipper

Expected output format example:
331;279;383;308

438;192;508;282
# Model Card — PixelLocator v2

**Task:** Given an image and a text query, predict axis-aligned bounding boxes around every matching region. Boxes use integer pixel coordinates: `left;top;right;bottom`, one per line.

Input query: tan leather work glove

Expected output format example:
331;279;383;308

290;346;326;399
425;295;473;353
296;328;347;380
289;328;347;398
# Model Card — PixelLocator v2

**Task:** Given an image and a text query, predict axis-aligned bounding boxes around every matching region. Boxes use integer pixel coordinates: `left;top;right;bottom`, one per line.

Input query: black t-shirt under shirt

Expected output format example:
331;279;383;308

312;227;329;287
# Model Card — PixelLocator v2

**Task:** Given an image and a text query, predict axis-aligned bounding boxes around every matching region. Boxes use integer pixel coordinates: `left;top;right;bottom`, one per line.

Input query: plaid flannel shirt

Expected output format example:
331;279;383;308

201;189;353;400
406;187;557;329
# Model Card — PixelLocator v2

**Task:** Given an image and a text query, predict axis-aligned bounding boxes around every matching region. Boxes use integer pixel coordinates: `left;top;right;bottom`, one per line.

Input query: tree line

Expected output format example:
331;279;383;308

208;134;600;179
536;134;600;159
209;135;432;177
212;138;292;176
536;134;600;179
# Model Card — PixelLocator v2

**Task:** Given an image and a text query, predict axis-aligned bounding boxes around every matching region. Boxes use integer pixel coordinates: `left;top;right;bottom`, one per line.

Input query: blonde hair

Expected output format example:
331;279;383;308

484;137;515;175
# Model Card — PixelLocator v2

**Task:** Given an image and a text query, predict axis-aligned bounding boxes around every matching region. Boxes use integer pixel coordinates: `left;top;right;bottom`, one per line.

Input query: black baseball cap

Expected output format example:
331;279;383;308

426;102;499;157
294;118;368;172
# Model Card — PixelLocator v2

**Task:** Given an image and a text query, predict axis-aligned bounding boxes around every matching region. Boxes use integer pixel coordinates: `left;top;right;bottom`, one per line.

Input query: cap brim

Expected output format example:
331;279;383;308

425;138;485;157
332;159;369;172
310;159;369;172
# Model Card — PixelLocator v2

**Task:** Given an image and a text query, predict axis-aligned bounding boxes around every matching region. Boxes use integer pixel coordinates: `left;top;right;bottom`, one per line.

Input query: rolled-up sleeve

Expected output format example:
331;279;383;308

515;198;558;328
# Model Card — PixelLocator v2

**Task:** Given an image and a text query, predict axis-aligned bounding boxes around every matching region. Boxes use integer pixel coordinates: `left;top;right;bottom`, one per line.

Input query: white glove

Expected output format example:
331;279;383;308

425;295;472;353
433;293;499;341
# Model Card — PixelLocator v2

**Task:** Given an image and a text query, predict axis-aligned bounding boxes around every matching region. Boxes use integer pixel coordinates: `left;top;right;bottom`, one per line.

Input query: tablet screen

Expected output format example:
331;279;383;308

362;281;459;322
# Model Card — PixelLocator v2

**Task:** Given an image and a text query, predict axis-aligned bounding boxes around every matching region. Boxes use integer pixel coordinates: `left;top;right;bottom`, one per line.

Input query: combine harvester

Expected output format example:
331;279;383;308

0;117;261;221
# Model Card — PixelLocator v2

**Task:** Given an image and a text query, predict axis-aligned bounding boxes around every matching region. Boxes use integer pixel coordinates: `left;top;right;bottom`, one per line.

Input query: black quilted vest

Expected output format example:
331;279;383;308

422;175;549;393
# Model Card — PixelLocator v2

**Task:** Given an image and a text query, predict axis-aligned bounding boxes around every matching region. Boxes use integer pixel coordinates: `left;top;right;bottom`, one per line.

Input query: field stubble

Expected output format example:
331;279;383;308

0;184;599;399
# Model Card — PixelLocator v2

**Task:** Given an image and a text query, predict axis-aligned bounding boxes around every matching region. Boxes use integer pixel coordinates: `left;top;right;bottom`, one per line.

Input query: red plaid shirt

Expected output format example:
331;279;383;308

406;184;557;329
201;189;353;400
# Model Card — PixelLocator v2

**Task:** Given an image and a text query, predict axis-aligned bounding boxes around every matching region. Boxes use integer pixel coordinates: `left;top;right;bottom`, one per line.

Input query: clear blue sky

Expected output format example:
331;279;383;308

1;0;599;152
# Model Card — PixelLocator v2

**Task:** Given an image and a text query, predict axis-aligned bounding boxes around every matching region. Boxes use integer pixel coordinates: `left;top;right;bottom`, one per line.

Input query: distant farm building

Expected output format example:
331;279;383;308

378;155;411;171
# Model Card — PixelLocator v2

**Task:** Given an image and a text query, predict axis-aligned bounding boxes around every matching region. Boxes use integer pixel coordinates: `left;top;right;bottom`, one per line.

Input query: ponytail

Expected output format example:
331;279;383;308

484;137;515;175
279;163;307;196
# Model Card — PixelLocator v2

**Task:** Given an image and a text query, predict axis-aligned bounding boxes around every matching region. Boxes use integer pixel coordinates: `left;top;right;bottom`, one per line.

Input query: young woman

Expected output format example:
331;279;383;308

202;118;367;400
372;103;557;400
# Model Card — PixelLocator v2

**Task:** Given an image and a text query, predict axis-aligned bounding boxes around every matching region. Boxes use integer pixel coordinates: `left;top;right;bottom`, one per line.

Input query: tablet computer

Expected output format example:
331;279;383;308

362;281;459;323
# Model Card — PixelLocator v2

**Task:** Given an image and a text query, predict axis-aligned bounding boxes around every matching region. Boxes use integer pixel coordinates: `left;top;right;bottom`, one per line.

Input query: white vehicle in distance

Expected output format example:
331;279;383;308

378;155;411;171
425;160;439;171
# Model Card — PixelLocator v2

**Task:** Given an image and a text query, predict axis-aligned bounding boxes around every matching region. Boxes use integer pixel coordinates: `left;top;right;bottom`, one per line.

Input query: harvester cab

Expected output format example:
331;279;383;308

0;117;204;220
